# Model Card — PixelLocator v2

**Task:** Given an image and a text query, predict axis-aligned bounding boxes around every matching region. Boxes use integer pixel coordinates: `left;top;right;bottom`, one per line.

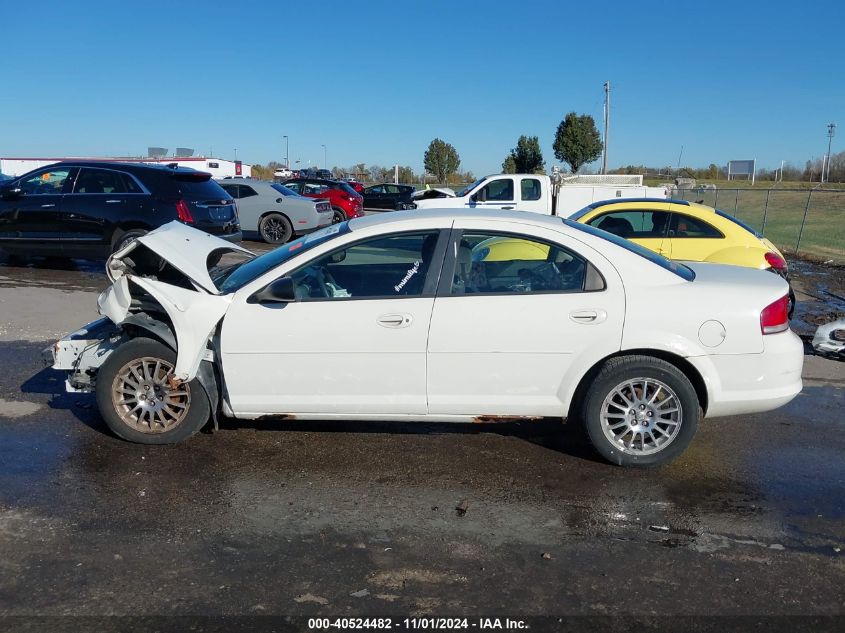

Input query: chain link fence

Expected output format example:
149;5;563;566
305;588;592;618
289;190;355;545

673;187;845;265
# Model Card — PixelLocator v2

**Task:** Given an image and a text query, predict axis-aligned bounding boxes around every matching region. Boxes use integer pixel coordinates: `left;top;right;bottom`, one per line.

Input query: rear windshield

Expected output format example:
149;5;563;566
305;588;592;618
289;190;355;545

336;182;359;196
715;209;763;238
172;178;232;201
564;219;695;281
271;183;298;196
214;222;352;293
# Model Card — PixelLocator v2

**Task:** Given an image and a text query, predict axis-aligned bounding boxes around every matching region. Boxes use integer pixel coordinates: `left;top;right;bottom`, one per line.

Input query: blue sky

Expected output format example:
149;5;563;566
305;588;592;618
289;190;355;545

1;0;843;175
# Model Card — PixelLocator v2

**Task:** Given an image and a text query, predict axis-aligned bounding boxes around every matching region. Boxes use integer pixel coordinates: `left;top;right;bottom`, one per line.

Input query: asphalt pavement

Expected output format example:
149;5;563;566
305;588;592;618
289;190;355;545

0;248;843;629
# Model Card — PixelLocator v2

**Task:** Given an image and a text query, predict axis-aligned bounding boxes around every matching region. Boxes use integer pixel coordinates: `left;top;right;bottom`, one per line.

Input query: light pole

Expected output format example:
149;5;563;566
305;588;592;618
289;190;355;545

233;148;237;161
823;123;836;183
283;135;289;169
321;144;327;170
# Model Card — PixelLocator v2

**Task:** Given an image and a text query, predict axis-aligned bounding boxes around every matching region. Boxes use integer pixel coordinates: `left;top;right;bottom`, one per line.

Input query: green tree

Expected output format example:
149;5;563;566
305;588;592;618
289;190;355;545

504;136;545;173
424;138;461;185
553;112;603;173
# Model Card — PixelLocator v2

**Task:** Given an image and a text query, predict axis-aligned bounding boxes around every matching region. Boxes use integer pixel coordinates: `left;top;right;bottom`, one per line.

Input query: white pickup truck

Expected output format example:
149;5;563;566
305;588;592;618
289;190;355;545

413;169;667;215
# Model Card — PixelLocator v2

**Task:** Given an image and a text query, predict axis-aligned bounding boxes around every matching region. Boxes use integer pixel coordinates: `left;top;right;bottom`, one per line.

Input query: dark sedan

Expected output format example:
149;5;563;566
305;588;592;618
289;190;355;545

362;183;416;211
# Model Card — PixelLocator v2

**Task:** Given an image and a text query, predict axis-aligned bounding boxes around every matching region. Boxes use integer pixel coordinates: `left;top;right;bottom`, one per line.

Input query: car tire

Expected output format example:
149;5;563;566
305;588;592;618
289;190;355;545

112;229;147;254
95;337;210;445
331;207;346;224
258;212;294;244
580;355;700;468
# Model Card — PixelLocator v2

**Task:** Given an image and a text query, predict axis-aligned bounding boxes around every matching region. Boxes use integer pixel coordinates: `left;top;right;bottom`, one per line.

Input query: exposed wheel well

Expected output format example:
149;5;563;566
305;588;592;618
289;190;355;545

259;210;291;222
568;349;709;419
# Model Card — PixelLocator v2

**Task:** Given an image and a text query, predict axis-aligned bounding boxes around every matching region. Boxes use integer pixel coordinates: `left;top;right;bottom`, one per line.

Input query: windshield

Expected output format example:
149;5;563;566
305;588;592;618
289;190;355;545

457;178;486;197
214;222;352;293
271;183;298;196
564;219;695;281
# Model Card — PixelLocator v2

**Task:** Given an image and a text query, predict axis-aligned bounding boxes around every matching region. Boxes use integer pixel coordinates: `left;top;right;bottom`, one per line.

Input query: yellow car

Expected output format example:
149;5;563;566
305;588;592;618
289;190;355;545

569;198;794;313
570;198;786;267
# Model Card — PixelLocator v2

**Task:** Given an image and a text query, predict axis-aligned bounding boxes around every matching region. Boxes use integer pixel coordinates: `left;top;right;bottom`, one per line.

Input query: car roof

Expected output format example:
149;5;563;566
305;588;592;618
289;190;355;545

348;208;568;232
48;160;203;176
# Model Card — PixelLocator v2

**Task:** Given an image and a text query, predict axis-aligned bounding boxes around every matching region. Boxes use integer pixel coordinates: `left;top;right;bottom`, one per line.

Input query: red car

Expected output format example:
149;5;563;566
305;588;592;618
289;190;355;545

283;178;364;223
345;180;365;193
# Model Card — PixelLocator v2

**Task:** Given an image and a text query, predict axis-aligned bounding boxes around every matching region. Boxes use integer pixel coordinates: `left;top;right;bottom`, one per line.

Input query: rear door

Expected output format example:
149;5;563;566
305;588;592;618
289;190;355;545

0;166;74;244
426;220;624;416
61;167;144;247
363;185;386;210
517;176;546;214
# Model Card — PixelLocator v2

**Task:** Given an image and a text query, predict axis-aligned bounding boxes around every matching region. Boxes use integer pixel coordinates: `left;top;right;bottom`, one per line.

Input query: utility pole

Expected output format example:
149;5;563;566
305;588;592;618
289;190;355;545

823;123;836;184
602;81;610;175
283;135;289;169
321;144;327;170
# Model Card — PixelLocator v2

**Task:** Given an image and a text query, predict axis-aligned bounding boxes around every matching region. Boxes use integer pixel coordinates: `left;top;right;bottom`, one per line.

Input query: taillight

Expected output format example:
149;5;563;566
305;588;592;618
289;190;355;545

760;295;789;334
175;199;194;223
764;251;788;272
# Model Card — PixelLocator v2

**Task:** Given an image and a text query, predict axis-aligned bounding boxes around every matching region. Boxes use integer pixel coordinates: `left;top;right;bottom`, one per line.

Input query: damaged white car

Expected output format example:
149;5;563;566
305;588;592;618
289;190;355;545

46;210;804;467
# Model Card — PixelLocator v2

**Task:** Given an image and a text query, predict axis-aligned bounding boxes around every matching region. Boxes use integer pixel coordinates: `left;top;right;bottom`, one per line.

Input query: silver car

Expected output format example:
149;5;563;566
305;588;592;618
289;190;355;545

216;178;333;244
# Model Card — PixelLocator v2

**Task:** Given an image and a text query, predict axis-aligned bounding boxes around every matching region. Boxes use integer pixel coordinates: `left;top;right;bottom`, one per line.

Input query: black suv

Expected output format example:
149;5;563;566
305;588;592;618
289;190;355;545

0;161;241;257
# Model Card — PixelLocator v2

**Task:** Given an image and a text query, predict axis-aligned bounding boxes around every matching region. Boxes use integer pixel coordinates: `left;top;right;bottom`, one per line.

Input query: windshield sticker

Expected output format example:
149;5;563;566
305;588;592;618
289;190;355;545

394;261;421;292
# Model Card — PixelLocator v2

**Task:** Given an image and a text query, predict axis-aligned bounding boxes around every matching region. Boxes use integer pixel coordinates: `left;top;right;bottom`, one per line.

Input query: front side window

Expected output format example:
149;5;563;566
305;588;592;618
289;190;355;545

478;179;514;202
586;210;669;239
451;232;591;295
521;178;541;201
19;168;71;195
289;231;442;300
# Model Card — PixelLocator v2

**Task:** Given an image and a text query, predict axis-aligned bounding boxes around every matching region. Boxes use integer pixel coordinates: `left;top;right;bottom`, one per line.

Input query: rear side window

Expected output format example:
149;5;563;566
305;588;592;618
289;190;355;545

451;232;595;295
669;213;722;238
715;209;763;238
73;168;131;194
239;185;258;198
521;178;541;201
565;219;695;281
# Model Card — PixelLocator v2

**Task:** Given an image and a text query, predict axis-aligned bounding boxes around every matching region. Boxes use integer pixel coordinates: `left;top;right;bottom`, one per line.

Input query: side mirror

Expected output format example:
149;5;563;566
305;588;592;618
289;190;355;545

472;188;487;203
1;187;23;200
251;276;296;304
330;250;346;263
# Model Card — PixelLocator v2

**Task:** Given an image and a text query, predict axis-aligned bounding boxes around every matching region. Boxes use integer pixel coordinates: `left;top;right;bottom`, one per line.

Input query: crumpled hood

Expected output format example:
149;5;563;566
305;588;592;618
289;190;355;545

106;221;253;294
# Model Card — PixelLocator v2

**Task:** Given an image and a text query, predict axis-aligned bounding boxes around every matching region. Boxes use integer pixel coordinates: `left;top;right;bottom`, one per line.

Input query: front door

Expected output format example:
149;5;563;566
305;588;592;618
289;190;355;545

468;176;517;211
221;229;447;415
0;167;74;244
426;221;625;416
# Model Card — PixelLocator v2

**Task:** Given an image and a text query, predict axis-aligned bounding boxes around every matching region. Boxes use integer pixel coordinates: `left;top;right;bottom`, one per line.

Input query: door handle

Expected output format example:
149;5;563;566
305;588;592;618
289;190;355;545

570;309;608;324
377;313;413;328
41;203;56;208
106;199;123;204
501;205;515;210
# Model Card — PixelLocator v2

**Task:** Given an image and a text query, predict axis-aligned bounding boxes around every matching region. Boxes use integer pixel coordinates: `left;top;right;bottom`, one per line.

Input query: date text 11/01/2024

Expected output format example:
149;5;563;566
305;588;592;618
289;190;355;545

308;618;528;630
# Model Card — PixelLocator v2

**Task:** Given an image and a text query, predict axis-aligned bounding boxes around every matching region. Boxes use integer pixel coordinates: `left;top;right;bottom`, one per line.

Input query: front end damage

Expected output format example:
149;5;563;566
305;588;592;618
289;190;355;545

44;222;251;396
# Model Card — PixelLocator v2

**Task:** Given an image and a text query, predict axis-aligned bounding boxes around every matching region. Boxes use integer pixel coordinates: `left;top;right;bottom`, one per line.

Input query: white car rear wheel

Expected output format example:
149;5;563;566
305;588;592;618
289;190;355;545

581;355;700;467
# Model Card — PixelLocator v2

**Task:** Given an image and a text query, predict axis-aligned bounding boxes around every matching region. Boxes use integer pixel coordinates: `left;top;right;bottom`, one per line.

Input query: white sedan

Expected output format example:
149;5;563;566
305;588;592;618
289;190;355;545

47;209;804;467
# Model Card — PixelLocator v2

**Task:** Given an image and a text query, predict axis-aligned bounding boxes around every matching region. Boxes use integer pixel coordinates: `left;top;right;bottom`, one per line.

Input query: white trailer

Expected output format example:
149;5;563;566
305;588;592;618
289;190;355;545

0;156;251;179
414;168;667;216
